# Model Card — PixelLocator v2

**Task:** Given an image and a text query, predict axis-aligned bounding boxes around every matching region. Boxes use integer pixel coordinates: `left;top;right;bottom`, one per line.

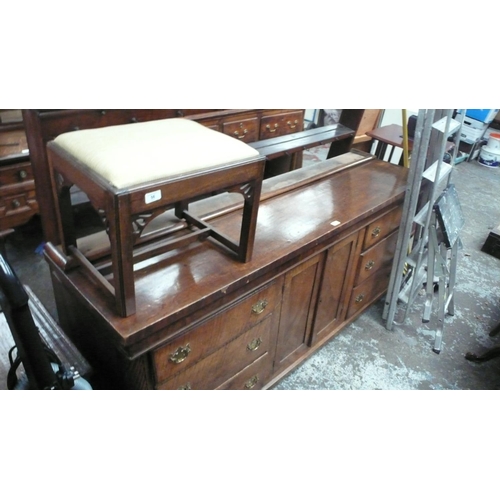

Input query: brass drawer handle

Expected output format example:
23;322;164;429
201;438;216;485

266;123;279;133
365;260;375;271
169;343;191;364
12;199;21;208
287;119;299;129
178;383;191;390
245;375;259;389
355;294;365;303
371;226;381;238
251;299;268;315
18;169;28;180
233;129;248;139
247;337;263;352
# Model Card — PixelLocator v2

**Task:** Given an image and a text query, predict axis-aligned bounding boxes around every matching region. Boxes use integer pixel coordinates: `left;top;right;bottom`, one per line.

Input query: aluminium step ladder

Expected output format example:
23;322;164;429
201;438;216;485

382;109;465;353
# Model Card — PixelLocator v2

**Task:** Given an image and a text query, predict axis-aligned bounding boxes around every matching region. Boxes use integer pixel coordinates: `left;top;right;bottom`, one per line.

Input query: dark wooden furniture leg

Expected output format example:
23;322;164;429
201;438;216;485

465;321;500;363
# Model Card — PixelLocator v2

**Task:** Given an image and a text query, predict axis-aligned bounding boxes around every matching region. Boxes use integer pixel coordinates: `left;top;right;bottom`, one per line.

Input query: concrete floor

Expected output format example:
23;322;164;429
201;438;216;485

2;150;500;390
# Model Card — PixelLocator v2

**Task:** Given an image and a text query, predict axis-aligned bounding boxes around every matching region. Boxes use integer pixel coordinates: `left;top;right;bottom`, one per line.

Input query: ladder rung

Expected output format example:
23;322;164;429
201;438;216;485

399;265;426;304
414;201;430;226
432;117;461;136
422;160;453;183
406;244;428;268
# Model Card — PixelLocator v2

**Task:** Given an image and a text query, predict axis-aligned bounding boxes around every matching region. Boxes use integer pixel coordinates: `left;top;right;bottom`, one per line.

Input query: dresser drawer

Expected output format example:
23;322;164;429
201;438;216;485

0;162;34;191
216;352;273;390
0;192;37;216
362;205;403;250
0;191;38;230
259;111;304;140
156;314;276;390
355;230;399;286
196;117;220;132
222;117;259;143
347;267;392;319
153;277;283;384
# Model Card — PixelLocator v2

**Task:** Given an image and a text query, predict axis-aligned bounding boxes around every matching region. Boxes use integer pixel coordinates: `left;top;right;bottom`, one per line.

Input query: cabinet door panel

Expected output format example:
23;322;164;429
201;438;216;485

311;231;360;343
275;255;322;369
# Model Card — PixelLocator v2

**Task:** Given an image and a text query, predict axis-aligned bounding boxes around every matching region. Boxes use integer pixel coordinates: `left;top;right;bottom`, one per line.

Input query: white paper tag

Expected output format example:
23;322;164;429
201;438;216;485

330;220;341;227
145;190;162;204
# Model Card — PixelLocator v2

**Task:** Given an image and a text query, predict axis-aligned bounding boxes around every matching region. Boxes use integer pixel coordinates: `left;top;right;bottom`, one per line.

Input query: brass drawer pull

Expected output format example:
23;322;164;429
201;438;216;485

355;294;365;303
365;260;375;271
371;226;381;238
266;123;279;133
245;375;259;389
233;129;248;139
12;199;21;209
169;343;191;364
247;337;263;352
178;383;191;390
287;119;299;129
18;169;28;180
251;299;268;315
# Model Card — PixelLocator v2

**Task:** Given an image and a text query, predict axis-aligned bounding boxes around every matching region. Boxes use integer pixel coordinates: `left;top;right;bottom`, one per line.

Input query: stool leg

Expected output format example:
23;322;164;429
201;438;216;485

61;185;78;253
175;201;189;220
238;180;262;263
109;195;136;317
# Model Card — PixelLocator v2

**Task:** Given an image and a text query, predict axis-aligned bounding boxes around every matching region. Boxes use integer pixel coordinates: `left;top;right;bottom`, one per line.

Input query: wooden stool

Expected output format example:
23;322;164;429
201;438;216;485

46;118;265;317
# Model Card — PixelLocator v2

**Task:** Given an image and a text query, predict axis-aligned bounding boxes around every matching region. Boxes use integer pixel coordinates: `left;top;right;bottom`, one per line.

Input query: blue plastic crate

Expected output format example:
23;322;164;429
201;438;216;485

459;109;499;124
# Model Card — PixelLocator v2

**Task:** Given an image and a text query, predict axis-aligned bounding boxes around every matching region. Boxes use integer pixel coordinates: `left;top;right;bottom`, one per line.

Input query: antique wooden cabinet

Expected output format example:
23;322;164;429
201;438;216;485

46;151;407;389
0;114;38;231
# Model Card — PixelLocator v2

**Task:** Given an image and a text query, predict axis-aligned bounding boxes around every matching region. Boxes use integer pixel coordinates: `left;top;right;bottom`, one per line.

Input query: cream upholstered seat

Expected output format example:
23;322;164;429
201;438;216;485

47;118;266;317
53;118;262;188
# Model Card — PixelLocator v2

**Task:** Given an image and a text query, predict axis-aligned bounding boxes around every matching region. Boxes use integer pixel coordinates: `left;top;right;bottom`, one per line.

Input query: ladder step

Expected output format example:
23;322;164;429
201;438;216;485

406;243;428;268
432;117;461;136
414;201;430;226
398;265;426;305
422;160;453;183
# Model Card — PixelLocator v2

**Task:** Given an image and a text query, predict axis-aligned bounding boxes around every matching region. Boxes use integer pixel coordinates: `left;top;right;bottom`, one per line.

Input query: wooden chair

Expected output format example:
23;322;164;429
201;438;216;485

351;109;383;152
46;118;266;317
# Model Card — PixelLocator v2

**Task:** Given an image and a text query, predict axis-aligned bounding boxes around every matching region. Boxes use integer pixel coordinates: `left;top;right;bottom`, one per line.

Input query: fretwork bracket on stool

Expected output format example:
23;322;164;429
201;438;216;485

45;118;265;318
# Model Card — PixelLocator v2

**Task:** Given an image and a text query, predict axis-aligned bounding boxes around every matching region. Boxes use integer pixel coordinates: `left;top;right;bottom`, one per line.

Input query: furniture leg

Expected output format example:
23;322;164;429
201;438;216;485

59;183;78;254
110;196;136;317
238;181;262;262
465;321;500;362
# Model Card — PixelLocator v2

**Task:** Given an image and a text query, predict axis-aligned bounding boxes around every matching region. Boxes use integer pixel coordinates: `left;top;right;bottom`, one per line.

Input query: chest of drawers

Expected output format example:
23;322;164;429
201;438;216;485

0;126;38;231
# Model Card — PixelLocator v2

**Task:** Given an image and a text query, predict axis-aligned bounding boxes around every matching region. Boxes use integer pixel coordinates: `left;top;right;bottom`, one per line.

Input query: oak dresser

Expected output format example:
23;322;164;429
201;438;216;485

46;151;407;389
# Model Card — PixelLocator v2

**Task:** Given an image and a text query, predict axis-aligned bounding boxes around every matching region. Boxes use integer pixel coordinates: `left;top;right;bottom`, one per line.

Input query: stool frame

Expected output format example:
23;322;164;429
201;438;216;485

46;142;265;317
